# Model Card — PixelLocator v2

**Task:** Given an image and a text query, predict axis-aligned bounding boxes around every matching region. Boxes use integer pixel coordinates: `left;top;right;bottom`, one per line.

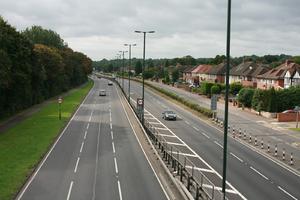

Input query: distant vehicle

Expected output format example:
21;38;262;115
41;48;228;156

282;110;296;113
108;81;113;86
162;110;177;120
99;89;106;96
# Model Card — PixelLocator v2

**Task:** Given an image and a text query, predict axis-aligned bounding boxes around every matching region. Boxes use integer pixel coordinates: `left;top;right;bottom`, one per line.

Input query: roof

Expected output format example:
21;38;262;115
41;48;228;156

183;66;197;73
257;60;300;80
229;61;257;76
209;62;227;75
191;64;212;74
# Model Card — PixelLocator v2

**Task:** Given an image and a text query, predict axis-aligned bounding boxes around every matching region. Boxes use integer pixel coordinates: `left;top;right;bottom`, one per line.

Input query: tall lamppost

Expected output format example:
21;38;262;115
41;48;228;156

134;30;155;124
124;43;137;103
119;50;128;90
222;0;231;199
116;53;121;83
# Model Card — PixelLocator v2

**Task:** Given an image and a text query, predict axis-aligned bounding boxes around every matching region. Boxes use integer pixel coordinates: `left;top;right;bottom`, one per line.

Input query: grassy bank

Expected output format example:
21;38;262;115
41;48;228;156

0;80;93;200
131;78;213;117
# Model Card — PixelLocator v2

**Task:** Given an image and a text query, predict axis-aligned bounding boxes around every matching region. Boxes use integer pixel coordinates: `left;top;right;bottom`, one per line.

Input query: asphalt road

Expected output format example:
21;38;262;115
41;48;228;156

121;78;300;200
17;77;168;200
145;80;300;169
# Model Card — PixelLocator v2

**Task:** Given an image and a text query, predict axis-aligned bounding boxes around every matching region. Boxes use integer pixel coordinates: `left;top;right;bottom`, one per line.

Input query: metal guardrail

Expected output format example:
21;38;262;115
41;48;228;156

96;73;225;200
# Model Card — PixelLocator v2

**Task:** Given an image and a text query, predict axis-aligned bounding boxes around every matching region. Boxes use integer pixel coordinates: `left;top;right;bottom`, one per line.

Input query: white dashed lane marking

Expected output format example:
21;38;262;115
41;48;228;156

250;166;269;180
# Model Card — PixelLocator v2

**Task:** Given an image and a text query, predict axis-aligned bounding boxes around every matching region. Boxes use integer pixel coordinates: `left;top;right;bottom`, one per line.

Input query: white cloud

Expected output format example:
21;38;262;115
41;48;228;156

1;0;299;60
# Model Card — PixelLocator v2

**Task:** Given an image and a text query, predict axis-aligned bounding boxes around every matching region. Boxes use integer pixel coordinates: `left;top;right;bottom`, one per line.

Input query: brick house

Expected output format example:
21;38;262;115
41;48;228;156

207;62;226;83
257;60;300;89
192;64;213;82
182;66;197;84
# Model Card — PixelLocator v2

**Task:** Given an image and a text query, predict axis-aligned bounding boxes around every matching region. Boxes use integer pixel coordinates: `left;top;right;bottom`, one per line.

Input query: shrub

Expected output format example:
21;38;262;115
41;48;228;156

200;82;214;96
230;82;243;95
251;89;269;111
211;85;221;95
238;88;255;108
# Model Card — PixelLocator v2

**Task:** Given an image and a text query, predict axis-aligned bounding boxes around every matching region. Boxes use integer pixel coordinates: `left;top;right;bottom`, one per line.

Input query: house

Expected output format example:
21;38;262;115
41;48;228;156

197;65;212;82
206;62;226;83
182;66;197;84
256;60;300;89
229;61;258;84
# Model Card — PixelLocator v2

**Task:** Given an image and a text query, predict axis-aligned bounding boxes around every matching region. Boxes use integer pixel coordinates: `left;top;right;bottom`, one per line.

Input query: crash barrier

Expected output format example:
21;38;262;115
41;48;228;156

108;75;224;200
211;115;296;166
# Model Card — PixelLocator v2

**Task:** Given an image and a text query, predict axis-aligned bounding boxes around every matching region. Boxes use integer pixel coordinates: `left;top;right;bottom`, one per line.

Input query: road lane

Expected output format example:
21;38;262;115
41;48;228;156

126;79;300;200
18;78;168;200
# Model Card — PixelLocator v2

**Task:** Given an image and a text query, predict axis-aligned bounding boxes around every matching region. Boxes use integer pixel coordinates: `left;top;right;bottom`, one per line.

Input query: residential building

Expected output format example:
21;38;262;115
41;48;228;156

257;60;300;89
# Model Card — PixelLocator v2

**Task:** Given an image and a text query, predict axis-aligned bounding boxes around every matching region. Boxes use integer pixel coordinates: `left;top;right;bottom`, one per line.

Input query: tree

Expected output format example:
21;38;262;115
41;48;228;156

238;88;255;108
211;85;221;95
171;69;179;83
22;26;66;49
267;87;277;112
135;60;142;75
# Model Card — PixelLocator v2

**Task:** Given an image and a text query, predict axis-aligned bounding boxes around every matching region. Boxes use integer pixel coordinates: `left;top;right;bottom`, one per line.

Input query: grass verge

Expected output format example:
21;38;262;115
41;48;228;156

289;128;300;132
0;80;93;200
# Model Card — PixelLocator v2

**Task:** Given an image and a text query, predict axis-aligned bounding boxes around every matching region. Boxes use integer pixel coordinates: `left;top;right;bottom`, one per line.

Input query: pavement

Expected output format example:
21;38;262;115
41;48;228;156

120;78;300;200
16;77;168;200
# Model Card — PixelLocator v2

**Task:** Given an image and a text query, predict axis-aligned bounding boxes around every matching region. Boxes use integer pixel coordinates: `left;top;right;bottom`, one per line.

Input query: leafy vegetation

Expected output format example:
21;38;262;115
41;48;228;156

0;80;93;200
0;17;92;119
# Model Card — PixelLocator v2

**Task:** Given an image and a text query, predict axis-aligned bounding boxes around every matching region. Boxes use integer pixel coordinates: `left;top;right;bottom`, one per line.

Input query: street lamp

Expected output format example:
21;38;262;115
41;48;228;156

124;43;137;104
119;50;128;90
135;30;155;124
116;53;121;83
222;0;231;199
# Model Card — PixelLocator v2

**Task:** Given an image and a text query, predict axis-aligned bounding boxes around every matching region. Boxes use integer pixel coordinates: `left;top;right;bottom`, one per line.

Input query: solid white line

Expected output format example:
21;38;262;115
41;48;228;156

170;151;198;157
250;166;269;180
185;166;215;173
230;153;243;163
154;127;169;130
84;131;87;139
111;131;114;140
66;181;74;200
201;132;210;139
117;180;123;200
157;134;177;137
74;157;80;173
202;184;238;194
16;82;94;200
114;157;118;174
166;142;186;146
193;126;199;131
214;141;223;149
278;186;298;200
116;86;170;200
185;121;190;125
80;142;84;153
149;122;162;125
112;142;116;153
86;123;90;130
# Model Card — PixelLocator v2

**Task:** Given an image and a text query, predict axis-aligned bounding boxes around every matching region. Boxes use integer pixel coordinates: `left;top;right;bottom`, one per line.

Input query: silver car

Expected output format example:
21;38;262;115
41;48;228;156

162;111;177;120
99;89;106;96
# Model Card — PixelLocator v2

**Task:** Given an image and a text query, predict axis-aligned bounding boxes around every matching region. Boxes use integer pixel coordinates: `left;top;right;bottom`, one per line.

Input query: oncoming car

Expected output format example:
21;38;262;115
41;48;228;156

108;81;113;86
162;110;177;120
99;89;106;96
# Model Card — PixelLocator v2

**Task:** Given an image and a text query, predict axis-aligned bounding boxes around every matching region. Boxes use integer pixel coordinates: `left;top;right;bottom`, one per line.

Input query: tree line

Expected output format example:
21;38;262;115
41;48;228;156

0;17;92;119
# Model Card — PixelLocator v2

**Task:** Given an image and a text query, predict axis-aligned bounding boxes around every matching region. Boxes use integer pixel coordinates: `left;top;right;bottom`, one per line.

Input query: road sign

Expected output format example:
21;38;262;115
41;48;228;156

211;95;217;111
137;98;143;106
58;97;63;104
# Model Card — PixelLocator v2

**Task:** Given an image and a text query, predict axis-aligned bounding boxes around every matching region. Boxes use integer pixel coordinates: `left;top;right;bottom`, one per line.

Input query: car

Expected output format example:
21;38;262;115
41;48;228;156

99;89;106;96
162;110;177;120
108;81;113;86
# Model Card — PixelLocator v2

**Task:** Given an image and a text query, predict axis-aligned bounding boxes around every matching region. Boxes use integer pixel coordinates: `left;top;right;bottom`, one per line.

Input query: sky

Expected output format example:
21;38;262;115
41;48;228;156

1;0;300;60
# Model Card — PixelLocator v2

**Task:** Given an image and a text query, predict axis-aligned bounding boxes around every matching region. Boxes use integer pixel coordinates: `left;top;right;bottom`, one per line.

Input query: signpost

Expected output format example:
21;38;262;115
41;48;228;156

58;97;63;120
211;94;218;118
137;98;143;120
294;106;300;128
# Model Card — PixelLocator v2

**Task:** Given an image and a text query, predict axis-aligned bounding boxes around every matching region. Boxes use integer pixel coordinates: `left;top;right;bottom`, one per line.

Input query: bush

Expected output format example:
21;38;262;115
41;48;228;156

251;89;269;112
230;82;243;95
211;85;221;95
200;82;214;96
238;88;255;108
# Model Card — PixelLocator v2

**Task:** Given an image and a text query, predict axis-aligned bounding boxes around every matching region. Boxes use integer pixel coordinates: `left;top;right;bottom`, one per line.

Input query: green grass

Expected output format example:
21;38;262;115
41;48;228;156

289;128;300;132
0;80;93;200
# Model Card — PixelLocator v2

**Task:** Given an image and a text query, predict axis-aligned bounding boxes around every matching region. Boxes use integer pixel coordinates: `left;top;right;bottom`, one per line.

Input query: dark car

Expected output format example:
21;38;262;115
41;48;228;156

162;111;177;120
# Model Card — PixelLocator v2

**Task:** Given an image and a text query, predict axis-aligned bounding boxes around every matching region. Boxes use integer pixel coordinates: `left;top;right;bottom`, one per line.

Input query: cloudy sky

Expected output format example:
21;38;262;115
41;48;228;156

1;0;300;60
